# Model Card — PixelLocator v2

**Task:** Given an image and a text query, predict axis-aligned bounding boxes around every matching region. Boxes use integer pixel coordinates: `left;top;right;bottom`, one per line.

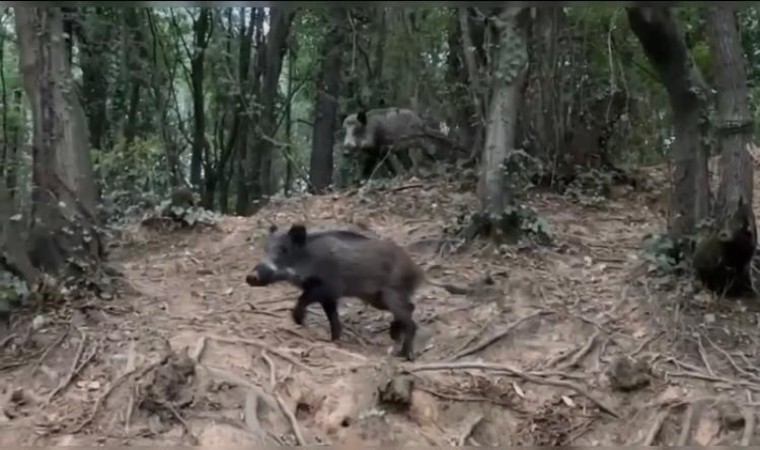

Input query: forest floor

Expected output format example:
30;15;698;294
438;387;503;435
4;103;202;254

4;163;760;445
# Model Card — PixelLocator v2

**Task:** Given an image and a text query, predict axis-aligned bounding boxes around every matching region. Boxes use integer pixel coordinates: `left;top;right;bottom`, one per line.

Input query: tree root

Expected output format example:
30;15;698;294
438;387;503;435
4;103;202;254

405;361;621;418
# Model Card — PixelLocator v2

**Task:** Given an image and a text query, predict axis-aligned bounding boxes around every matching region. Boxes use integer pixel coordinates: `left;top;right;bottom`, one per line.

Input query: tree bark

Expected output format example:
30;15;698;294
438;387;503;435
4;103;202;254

15;7;102;276
190;8;212;192
693;6;757;295
79;8;110;152
478;7;529;217
627;6;711;238
310;7;347;193
244;7;295;212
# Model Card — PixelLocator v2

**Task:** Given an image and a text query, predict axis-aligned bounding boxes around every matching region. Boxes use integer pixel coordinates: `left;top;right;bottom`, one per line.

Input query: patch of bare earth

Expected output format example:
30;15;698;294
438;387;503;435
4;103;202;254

3;169;760;445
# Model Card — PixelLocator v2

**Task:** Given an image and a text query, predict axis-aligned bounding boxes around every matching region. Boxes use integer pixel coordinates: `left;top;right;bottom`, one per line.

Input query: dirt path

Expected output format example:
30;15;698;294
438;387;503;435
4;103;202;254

1;176;760;445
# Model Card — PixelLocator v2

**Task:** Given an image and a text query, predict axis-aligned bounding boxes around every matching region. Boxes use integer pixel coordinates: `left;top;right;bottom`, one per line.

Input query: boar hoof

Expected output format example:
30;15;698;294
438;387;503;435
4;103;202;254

292;307;306;325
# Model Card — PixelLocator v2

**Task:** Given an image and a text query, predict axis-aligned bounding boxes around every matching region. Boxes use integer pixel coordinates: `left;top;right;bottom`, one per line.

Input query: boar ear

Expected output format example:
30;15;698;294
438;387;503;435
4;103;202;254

288;224;307;246
357;110;367;126
378;98;386;107
268;224;278;234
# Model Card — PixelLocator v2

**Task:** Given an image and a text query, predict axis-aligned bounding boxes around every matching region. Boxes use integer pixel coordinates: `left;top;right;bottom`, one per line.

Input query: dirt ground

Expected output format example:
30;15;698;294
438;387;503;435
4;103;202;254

3;167;760;446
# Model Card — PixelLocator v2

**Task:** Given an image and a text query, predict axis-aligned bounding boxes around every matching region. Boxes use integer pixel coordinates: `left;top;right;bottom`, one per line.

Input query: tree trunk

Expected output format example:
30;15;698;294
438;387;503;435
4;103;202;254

15;7;102;276
627;7;711;238
285;43;295;196
190;8;211;191
79;8;110;152
245;7;295;211
238;7;265;215
478;7;529;219
310;7;347;193
692;6;757;296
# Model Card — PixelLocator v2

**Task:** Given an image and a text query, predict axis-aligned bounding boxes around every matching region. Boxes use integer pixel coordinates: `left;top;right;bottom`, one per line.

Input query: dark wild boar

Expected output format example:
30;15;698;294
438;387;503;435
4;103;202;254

247;223;423;360
342;107;460;178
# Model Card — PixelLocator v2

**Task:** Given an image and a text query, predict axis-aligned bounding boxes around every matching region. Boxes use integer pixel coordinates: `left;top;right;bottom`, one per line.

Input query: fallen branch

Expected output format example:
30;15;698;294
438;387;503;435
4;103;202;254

405;361;621;418
46;329;87;404
448;311;552;361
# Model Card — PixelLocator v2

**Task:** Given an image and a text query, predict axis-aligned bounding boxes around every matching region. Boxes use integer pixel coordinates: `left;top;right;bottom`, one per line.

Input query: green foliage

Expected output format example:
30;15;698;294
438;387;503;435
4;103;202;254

640;233;691;276
563;168;620;207
0;270;28;318
94;136;172;222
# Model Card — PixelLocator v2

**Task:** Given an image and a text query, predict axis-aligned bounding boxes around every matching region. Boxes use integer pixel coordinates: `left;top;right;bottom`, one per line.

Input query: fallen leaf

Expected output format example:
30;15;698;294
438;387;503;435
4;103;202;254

561;395;575;407
512;382;525;398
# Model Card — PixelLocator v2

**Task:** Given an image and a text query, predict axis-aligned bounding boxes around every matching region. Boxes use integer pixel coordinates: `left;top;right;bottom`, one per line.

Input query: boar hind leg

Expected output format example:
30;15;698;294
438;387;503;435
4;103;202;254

383;288;417;360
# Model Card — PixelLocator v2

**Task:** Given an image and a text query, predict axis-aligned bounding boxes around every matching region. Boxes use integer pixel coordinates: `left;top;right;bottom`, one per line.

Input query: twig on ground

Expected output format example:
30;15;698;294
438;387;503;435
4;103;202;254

742;407;755;446
677;403;694;445
703;334;760;383
417;385;526;412
69;360;161;434
642;408;670;445
275;394;306;445
406;361;621;418
208;335;312;372
448;311;552;361
695;334;715;377
261;351;277;390
456;414;483;446
31;328;69;374
666;370;760;391
567;416;597;443
558;330;599;370
448;320;491;360
46;329;87;404
629;331;662;358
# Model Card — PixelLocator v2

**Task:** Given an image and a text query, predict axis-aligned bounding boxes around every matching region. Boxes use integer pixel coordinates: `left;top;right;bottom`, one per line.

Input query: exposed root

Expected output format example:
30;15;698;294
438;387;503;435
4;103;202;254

275;394;306;445
31;328;69;374
46;329;88;404
208;335;312;372
448;310;552;361
456;413;483;446
677;403;694;445
742;407;755;446
642;408;670;445
406;361;621;418
558;330;599;370
69;359;162;434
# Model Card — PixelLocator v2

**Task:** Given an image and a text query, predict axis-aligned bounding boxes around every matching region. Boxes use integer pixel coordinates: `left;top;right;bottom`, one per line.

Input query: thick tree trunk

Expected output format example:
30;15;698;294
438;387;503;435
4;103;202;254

627;7;711;238
310;7;347;193
15;7;102;276
692;6;757;296
478;7;529;217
